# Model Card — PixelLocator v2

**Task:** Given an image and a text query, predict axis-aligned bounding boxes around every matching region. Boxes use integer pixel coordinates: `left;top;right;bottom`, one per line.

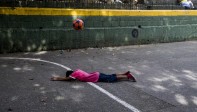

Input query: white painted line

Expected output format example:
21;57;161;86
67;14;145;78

0;57;72;70
0;57;141;112
88;82;141;112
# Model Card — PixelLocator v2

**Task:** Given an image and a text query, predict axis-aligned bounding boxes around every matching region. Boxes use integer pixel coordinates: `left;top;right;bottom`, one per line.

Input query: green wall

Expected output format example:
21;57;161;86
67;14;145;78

1;10;197;53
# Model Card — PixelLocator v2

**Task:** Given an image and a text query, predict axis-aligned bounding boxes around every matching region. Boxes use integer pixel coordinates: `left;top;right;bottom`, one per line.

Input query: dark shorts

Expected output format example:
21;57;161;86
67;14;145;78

98;73;117;82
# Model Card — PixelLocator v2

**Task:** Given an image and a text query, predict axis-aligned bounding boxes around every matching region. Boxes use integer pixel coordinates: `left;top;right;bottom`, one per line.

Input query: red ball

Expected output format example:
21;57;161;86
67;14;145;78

73;19;84;30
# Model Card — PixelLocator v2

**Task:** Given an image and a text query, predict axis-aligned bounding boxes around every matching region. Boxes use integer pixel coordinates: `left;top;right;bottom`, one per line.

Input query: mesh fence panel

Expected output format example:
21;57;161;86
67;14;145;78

0;0;195;10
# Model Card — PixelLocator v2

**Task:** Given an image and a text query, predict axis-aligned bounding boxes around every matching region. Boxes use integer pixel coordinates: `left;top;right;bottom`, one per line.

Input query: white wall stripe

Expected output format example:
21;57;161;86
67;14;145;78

0;57;141;112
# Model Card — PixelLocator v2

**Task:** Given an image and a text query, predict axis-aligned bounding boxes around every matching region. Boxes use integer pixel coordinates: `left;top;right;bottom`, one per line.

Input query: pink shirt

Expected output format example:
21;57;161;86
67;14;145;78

70;69;99;82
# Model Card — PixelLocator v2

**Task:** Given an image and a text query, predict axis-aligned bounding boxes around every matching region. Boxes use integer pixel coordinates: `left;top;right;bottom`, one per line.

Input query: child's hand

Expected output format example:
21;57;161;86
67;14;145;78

50;77;57;81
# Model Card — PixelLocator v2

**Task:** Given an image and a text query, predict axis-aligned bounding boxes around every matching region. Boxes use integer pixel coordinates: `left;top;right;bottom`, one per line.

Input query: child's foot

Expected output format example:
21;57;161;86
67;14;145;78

126;72;136;82
124;71;130;75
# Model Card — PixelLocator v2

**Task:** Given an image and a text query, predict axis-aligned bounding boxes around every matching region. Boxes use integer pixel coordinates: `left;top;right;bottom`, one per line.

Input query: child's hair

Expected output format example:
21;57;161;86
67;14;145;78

66;70;74;77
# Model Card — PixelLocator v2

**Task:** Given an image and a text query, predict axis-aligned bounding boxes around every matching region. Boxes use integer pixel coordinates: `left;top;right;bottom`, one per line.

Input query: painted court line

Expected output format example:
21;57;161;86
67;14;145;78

88;82;141;112
0;57;141;112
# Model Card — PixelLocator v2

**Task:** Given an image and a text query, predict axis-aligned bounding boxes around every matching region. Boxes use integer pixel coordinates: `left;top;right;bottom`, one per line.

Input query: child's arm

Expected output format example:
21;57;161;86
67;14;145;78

50;76;74;81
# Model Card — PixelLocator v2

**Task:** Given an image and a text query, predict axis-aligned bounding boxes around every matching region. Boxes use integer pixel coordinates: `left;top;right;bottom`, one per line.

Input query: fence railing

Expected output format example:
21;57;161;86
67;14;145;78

0;0;193;10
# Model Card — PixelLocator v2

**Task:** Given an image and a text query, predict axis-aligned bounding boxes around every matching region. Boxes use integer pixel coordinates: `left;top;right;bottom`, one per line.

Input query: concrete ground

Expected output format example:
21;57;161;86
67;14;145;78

0;41;197;112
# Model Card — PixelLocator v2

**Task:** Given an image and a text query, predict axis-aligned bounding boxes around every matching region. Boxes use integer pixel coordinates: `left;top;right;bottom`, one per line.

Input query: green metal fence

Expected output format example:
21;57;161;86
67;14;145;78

0;0;194;10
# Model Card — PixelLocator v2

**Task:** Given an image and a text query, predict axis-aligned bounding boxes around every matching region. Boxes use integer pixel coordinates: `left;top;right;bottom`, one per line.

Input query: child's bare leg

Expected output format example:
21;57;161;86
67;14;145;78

115;71;136;82
116;71;129;76
116;74;128;80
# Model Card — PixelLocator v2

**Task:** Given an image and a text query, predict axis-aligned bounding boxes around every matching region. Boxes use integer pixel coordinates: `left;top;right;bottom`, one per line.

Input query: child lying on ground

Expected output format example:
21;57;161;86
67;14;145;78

50;69;136;83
